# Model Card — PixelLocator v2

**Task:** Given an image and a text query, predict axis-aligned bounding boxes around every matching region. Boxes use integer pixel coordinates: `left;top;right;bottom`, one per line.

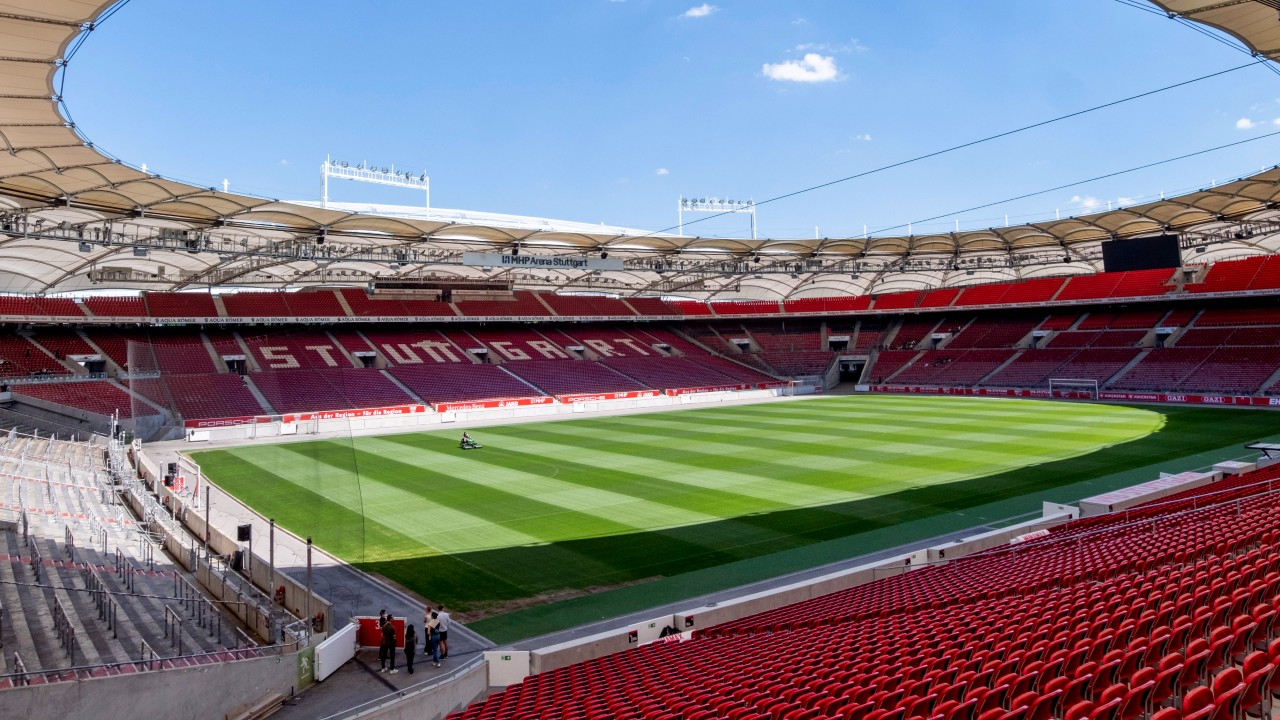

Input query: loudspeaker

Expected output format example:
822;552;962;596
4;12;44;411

231;549;243;572
237;524;251;542
167;462;178;475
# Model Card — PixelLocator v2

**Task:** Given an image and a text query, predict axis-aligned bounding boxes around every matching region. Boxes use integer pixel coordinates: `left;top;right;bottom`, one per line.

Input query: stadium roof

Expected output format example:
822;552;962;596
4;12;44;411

0;1;1278;299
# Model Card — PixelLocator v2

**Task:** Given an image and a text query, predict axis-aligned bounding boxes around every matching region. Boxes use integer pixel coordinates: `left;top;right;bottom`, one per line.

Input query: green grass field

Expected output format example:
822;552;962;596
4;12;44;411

191;395;1280;642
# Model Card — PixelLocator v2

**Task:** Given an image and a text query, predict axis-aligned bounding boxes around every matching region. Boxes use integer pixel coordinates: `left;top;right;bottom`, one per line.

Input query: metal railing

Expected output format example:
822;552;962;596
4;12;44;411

51;596;78;664
0;644;288;688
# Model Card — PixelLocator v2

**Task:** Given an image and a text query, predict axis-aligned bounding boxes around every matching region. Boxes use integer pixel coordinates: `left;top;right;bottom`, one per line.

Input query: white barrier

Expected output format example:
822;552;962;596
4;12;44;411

315;621;359;682
1078;469;1221;517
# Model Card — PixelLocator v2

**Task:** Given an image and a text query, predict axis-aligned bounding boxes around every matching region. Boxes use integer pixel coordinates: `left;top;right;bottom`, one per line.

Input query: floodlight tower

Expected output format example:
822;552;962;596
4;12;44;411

677;196;757;239
321;155;430;209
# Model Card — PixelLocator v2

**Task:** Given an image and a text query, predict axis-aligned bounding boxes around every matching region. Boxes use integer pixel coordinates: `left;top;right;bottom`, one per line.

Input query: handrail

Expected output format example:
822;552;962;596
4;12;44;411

0;644;291;687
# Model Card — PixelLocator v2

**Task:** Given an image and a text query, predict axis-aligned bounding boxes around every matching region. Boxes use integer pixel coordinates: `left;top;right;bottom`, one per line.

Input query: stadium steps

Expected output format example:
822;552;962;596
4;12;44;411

76;329;122;374
880;350;926;383
1102;348;1150;388
231;333;263;372
331;290;357;317
0;531;67;669
1163;309;1205;347
975;349;1025;385
880;318;904;349
532;293;557;315
239;376;276;415
319;330;364;368
210;295;229;318
379;369;424;403
109;379;169;418
199;332;230;372
497;365;552;396
20;330;82;375
35;537;119;667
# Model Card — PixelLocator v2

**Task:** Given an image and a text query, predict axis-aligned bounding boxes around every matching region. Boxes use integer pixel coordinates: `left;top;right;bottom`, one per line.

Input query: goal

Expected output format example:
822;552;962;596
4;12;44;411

1048;378;1099;400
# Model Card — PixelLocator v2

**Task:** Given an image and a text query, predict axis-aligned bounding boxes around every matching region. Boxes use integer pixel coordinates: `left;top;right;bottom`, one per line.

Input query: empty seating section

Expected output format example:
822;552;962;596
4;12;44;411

284;290;348;317
853;320;888;351
0;295;39;316
681;324;739;354
919;288;961;308
468;328;571;361
602;357;747;389
782;296;870;313
1058;269;1174;301
0;334;65;376
1050;348;1142;385
361;328;475;364
873;290;924;310
28;297;82;317
893;317;944;349
221;292;291;317
1039;313;1081;331
1175;347;1280;394
710;300;782;316
251;368;412;413
456;452;1280;720
341;289;405;317
758;351;834;376
454;291;551;317
1048;330;1147;348
559;326;662;358
1185;256;1266;293
80;329;148;369
626;297;682;316
242;330;353;369
329;328;376;355
149;338;219;373
151;373;265;419
503;359;647;396
686;354;777;383
1083;309;1168;330
1111;348;1213;390
540;294;637;317
745;322;834;375
957;276;1065;305
12;381;137;417
868;350;922;384
667;299;714;316
143;292;218;317
1195;307;1280;326
982;349;1077;387
28;330;97;362
389;364;541;404
886;349;1016;385
947;317;1038;348
630;327;704;355
83;296;146;317
1161;309;1198;327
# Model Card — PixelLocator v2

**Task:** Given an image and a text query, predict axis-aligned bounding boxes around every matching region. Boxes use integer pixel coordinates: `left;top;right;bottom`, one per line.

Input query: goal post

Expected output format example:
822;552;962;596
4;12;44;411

1048;378;1099;400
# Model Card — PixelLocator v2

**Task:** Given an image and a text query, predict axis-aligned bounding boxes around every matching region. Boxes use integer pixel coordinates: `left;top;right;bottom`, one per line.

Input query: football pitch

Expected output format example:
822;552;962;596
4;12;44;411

191;395;1280;642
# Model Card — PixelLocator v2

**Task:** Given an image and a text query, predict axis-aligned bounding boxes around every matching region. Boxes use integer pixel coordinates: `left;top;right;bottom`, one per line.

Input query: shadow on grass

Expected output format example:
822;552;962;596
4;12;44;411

356;405;1280;642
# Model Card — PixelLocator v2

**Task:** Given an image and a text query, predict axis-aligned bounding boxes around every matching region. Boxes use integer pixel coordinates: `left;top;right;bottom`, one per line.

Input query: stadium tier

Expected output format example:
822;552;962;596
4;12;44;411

448;460;1280;720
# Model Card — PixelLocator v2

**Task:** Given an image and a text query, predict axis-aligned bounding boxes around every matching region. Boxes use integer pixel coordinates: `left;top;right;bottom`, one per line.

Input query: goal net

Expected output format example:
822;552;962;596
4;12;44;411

1048;378;1099;400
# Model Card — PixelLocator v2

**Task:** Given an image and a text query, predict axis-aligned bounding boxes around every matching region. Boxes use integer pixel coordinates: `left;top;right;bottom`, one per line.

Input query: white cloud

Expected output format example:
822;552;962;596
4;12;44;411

762;53;841;83
683;4;716;18
279;159;290;165
792;18;808;26
1071;195;1101;209
852;133;872;142
1117;197;1134;206
655;167;670;176
1274;117;1280;126
795;39;868;54
1237;117;1258;130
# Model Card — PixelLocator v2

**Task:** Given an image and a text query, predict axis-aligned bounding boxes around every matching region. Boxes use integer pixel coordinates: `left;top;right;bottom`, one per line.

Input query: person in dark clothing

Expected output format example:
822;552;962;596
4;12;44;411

404;624;417;674
380;616;397;674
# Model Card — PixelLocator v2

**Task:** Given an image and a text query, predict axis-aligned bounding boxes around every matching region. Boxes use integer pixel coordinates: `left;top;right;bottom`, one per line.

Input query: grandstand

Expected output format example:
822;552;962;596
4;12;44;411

2;1;1280;719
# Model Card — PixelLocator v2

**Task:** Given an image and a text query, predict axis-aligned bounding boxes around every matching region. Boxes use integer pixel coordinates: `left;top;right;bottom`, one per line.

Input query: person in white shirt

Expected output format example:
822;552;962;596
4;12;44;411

436;605;451;659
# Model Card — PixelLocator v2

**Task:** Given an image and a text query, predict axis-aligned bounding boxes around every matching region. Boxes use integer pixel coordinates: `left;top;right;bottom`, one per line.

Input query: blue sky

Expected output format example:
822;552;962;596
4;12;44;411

66;1;1280;239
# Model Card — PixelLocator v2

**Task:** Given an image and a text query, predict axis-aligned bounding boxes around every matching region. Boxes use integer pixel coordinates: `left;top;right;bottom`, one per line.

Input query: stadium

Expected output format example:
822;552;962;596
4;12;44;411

6;1;1280;719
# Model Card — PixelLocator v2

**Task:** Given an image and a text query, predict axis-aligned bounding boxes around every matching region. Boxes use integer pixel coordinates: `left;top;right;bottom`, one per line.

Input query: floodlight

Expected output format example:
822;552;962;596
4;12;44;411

78;241;91;253
132;247;147;257
600;251;608;259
